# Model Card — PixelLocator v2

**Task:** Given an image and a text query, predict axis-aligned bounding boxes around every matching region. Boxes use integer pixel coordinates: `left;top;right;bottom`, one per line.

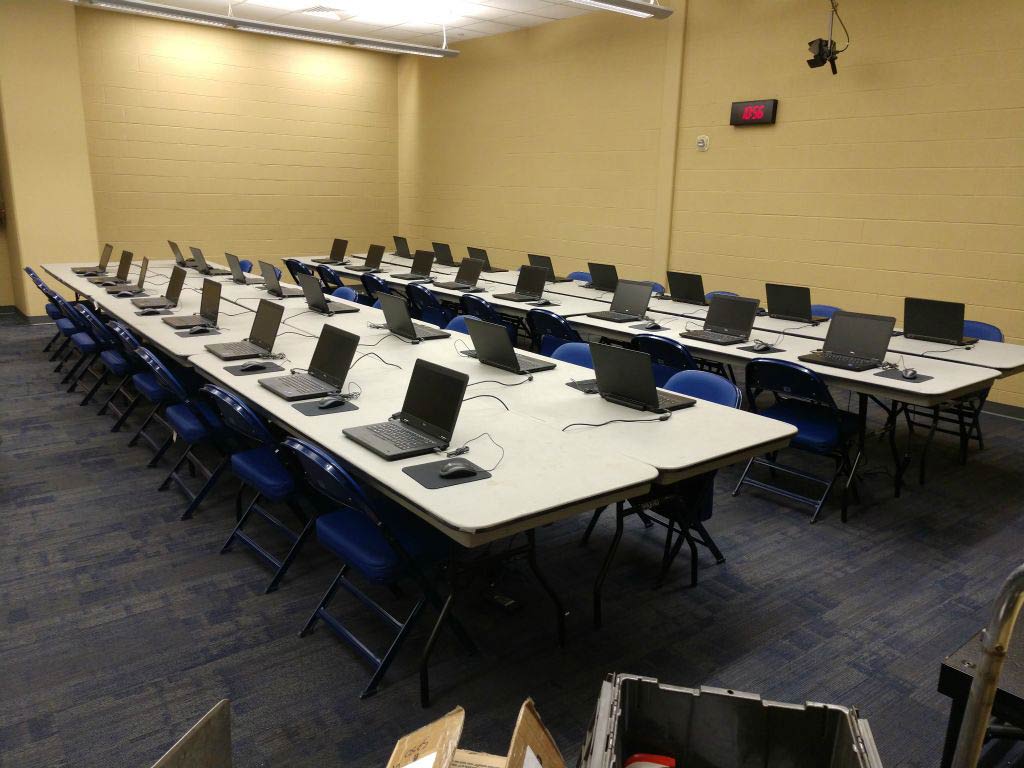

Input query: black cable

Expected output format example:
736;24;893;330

920;344;974;356
218;308;249;317
468;375;532;387
276;330;317;339
285;309;317;321
446;432;504;472
454;339;477;358
561;412;671;431
462;394;509;410
357;333;393;347
831;0;851;52
350;351;401;370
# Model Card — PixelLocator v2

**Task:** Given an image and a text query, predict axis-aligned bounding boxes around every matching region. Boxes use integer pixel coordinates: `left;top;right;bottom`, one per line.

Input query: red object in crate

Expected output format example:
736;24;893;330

624;756;675;768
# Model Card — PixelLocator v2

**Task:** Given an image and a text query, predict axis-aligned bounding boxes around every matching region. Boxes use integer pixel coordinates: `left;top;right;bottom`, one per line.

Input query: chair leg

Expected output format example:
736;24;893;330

59;349;85;382
732;457;755;496
685;530;700;588
147;434;174;468
957;405;969;465
593;502;625;629
66;352;99;393
179;457;229;521
49;337;71;363
221;489;260;552
361;598;427;699
264;510;314;594
655;522;682;589
109;391;140;431
79;368;107;406
299;566;347;637
694;522;726;564
580;506;605;546
43;328;62;353
919;407;940;486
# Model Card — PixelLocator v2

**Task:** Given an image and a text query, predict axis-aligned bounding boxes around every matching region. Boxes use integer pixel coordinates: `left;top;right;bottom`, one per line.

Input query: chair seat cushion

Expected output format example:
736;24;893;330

70;332;98;353
760;400;859;454
231;446;294;501
46;303;62;320
100;349;132;376
316;503;451;584
56;318;76;336
132;372;173;403
165;401;222;444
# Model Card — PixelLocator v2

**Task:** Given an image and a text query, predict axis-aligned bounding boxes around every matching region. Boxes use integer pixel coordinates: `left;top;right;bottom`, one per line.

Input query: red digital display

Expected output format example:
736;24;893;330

730;99;778;126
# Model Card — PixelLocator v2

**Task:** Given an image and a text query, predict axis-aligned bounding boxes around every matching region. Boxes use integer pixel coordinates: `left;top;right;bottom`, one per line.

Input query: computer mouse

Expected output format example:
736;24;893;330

240;361;266;372
317;395;347;409
115;291;134;298
138;308;162;316
642;321;664;330
188;325;212;335
438;459;478;480
751;340;773;353
901;368;918;380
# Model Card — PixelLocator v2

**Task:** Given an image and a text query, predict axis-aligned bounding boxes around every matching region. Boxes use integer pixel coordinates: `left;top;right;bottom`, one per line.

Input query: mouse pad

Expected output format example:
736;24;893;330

566;379;598;394
175;328;221;338
739;344;785;354
403;459;491;489
224;363;285;377
631;322;667;331
875;368;933;384
291;400;359;417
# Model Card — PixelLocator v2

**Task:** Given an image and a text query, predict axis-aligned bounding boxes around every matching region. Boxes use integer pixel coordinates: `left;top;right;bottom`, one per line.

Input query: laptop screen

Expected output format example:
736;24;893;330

515;265;547;297
466;317;517;370
766;283;812;321
297;272;328;312
99;243;113;269
116;251;133;281
249;300;284;351
330;238;348;261
432;242;455;266
410;250;434;276
166;266;186;304
455;258;483;285
258;260;282;292
189;247;209;271
378;292;416;338
168;240;184;264
591;342;658;410
705;295;758;336
587;262;618;291
136;257;149;289
904;297;965;344
393;235;410;257
823;311;895;360
400;359;469;441
666;271;705;304
466;247;490;268
225;253;245;283
309;326;358;389
365;244;385;268
610;280;653;316
528;254;555;279
199;279;221;324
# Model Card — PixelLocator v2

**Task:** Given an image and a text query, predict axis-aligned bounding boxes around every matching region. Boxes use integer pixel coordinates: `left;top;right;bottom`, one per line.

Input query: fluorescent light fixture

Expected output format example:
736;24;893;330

70;0;459;57
566;0;672;19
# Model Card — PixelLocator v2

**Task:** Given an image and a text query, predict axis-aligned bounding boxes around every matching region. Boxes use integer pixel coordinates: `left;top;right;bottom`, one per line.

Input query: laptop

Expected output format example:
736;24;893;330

205;300;285;360
493;265;548;302
466;317;555;374
431;242;456;267
434;258;485;292
163;278;221;329
260;326;359;401
586;280;653;322
393;235;412;259
225;252;264;285
343;359;469;460
259;260;303;297
348;244;386;273
903;297;977;346
586;262;618;291
169;240;196;268
311;238;349;265
528;253;571;283
798;311;896;372
297;272;359;316
766;283;828;324
664;272;707;305
467;246;507;273
680;295;759;345
73;244;114;275
190;246;231;276
106;257;149;295
392;250;434;281
88;251;133;286
590;343;695;412
377;292;450;341
134;265;186;309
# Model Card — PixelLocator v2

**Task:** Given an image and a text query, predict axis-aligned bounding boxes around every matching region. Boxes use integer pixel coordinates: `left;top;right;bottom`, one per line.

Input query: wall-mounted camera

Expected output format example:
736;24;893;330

807;0;848;75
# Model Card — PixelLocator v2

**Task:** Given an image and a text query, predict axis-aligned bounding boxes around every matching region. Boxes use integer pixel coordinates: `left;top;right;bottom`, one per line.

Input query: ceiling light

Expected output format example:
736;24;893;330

566;0;672;19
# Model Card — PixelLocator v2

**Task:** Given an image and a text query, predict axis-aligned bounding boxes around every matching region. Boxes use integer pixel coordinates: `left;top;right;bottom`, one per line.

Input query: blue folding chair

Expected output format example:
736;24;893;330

331;286;359;303
50;296;96;382
407;282;454;328
705;290;737;301
630;334;696;387
104;322;153;431
123;346;189;464
283;437;475;701
73;305;126;405
360;273;390;306
550;342;593;369
316;264;345;292
525;308;582;356
461;294;517;343
24;268;66;353
734;359;860;523
811;304;842;319
283;258;315;284
239;259;254;273
568;271;591;282
643;281;666;295
445;316;469;334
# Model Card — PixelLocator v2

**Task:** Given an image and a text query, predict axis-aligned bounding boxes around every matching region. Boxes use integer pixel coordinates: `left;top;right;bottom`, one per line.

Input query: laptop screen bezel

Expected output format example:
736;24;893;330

393;235;410;258
166;266;186;304
308;325;358;389
330;238;348;261
466;317;519;371
297;272;328;312
249;300;284;352
378;292;417;339
904;297;965;344
527;254;555;279
410;250;434;277
189;247;209;271
514;265;547;298
398;359;469;442
136;257;149;289
766;283;812;321
822;311;896;361
704;295;759;336
258;260;282;294
666;271;705;304
587;262;619;291
590;342;659;410
199;279;221;324
115;251;133;281
454;258;483;285
365;244;385;269
98;243;113;270
609;280;653;317
466;247;490;268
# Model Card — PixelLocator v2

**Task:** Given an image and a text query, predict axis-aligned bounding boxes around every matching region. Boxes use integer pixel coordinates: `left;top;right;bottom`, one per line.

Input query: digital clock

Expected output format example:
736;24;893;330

730;99;778;126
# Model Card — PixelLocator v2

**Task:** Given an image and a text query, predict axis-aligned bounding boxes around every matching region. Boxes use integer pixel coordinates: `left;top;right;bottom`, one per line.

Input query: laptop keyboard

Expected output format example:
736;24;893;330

595;311;638;321
286;374;328;393
821;351;877;369
367;421;433;450
684;330;742;343
217;341;262;356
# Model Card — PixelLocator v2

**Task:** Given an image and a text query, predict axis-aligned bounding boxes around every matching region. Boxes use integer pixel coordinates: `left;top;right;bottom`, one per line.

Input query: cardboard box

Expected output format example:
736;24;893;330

387;700;565;768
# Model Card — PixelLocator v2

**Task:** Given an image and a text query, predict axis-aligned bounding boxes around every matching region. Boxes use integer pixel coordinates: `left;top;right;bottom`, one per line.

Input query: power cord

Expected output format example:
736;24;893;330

561;412;671;431
445;432;504;472
921;344;974;356
276;330;317;340
454;339;477;358
462;394;509;410
468;375;533;387
350;351;401;370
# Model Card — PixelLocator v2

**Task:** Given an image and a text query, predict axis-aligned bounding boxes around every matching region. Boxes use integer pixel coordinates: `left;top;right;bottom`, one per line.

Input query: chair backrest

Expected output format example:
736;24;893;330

108;320;142;351
316;264;343;289
281;437;377;520
744;358;836;412
135;347;190;402
643;281;666;295
445;315;469;334
76;305;118;348
525;308;582;356
664;370;742;408
567;271;591;282
201;385;276;444
964;320;1003;342
810;304;842;319
705;290;737;301
550;342;594;369
52;295;90;332
330;286;358;302
238;259;253;273
630;334;696;387
360;272;390;301
406;282;444;314
283;258;315;283
460;293;502;324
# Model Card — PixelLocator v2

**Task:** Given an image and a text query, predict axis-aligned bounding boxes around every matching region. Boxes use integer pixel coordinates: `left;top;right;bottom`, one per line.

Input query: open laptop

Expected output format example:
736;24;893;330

259;260;303;297
348;244;386;273
590;343;695;412
393;235;412;259
466;317;555;374
343;359;468;460
311;238;349;265
163;278;220;330
766;283;828;324
663;272;707;305
169;240;196;269
190;247;231;276
392;250;434;281
493;265;548;302
434;258;484;292
586;280;653;322
73;244;114;275
225;252;264;285
467;246;507;273
133;265;186;309
680;295;759;345
377;292;450;341
205;300;285;360
106;257;149;296
297;272;359;316
903;297;977;346
799;311;895;372
528;253;571;283
431;242;456;267
260;326;359;401
586;262;618;291
88;251;133;286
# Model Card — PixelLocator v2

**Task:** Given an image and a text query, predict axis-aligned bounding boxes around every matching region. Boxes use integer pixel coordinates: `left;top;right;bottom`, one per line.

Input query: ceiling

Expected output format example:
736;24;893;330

155;1;596;48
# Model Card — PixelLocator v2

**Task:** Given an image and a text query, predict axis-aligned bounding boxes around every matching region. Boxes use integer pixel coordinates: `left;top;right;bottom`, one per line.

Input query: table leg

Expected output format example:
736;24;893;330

593;501;625;630
525;529;567;647
941;694;967;768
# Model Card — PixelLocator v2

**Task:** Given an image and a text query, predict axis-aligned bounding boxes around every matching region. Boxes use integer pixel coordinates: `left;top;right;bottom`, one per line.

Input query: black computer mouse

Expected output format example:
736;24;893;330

643;321;664;330
317;395;347;409
438;459;478;480
188;325;212;335
115;291;134;298
240;361;266;372
902;368;918;380
138;308;162;316
751;340;773;353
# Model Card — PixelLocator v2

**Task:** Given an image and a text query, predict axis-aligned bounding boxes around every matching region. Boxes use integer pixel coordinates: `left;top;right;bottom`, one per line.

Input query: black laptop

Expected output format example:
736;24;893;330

590;343;695;412
467;246;507;273
434;258;485;292
903;298;977;346
106;257;149;296
377;292;450;341
393;235;412;259
493;265;548;302
73;244;114;275
348;244;386;273
88;251;133;286
312;238;349;265
205;300;285;360
586;280;653;322
189;247;230;276
163;278;220;330
343;359;468;460
431;242;456;267
466;317;555;374
134;265;186;309
798;311;895;372
586;262;618;291
766;283;827;324
259;260;303;297
680;295;759;345
297;272;359;316
528;253;571;282
169;240;196;269
663;272;707;305
260;326;359;401
392;250;434;281
225;252;264;285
